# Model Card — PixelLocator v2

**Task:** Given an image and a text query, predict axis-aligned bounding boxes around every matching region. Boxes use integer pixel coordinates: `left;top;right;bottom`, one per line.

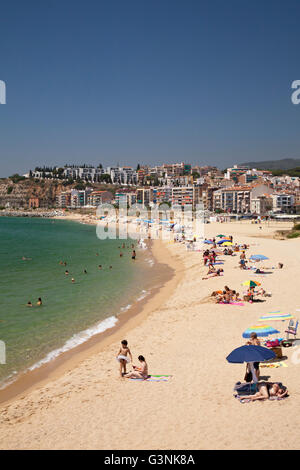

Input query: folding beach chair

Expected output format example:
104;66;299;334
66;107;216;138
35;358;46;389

285;320;298;340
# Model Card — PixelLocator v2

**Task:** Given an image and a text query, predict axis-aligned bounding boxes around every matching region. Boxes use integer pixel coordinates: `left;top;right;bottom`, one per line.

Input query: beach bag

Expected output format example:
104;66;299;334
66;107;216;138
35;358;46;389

234;382;257;395
244;370;252;383
266;339;280;348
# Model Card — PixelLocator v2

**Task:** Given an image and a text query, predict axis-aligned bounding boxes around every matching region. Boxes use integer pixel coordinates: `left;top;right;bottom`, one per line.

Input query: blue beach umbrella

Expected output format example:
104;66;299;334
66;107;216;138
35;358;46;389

226;345;276;364
249;255;269;261
242;325;280;338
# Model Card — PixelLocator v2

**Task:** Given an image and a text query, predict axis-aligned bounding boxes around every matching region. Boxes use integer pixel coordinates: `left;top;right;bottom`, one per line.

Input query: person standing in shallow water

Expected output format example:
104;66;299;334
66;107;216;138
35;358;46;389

132;250;136;260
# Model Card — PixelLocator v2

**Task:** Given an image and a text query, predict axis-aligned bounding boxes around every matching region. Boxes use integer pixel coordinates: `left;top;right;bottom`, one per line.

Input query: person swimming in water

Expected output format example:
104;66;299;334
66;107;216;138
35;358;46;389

71;278;75;283
27;301;33;307
37;297;42;306
98;265;102;269
84;269;87;274
65;270;69;275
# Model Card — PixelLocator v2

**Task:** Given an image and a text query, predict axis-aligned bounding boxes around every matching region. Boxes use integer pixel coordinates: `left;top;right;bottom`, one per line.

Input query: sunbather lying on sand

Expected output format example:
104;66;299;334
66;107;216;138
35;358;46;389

202;268;224;280
238;382;288;401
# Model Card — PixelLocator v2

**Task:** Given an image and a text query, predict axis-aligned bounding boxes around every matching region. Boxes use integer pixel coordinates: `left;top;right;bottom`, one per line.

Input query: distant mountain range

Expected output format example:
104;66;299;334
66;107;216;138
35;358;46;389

239;158;300;170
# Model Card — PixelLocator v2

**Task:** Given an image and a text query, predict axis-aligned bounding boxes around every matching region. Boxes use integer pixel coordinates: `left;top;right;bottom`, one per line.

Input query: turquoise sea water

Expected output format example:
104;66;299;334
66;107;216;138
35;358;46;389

0;217;155;386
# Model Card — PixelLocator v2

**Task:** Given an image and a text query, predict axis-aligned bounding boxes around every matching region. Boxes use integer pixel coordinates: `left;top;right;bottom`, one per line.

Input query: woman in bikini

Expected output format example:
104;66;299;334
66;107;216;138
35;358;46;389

124;355;149;380
239;382;288;401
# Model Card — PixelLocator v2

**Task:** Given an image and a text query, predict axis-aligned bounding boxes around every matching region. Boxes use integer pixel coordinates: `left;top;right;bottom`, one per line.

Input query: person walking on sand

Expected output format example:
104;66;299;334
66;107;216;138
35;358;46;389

246;332;261;379
124;355;149;380
132;249;136;260
116;340;133;377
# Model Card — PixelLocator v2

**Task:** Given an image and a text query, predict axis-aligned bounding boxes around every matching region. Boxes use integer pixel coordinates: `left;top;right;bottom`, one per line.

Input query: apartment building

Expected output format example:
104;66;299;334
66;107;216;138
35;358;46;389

115;191;136;207
87;190;113;207
63;166;104;182
271;193;295;212
136;188;154;207
56;191;71;208
106;167;137;185
171;186;201;209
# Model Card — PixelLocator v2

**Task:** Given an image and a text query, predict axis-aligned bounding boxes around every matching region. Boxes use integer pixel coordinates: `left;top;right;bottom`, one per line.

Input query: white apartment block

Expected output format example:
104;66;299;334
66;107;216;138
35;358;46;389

271;194;295;212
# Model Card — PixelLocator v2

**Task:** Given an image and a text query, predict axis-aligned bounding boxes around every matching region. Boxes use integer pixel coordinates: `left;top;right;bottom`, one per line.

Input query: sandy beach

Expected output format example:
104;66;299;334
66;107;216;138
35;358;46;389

0;220;300;450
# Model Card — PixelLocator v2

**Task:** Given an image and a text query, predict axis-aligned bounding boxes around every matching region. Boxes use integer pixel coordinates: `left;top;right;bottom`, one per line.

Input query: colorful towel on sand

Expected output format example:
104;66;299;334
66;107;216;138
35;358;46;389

261;362;288;368
234;394;288;403
219;302;244;306
129;374;172;382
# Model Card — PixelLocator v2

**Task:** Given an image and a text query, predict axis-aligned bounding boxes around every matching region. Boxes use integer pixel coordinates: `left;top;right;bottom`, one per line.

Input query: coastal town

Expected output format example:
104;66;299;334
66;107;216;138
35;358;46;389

1;162;300;217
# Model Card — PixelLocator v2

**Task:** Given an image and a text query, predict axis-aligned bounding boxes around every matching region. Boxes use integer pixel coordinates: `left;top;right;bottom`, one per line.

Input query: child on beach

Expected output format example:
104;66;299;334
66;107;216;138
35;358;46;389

116;340;133;377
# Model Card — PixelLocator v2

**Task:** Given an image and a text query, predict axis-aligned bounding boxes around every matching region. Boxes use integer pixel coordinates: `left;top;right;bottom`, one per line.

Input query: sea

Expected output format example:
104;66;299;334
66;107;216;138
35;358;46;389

0;217;162;388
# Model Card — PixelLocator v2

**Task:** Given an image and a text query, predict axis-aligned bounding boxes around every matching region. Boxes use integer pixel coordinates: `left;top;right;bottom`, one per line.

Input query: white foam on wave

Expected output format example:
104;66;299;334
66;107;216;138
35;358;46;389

138;239;147;250
137;289;150;302
147;258;155;267
28;315;118;372
120;304;132;312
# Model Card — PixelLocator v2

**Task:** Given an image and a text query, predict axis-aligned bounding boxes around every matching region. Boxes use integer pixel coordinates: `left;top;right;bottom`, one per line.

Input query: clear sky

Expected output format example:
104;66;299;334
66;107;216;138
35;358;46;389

0;0;300;176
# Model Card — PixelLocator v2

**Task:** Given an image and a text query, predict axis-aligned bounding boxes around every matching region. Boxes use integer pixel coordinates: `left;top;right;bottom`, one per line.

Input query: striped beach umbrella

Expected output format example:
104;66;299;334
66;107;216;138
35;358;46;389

250;255;269;261
258;312;294;322
222;241;233;246
242;325;280;338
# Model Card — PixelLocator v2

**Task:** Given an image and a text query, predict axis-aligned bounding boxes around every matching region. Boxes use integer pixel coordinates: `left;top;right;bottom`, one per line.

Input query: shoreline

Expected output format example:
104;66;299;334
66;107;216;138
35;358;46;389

0;239;183;407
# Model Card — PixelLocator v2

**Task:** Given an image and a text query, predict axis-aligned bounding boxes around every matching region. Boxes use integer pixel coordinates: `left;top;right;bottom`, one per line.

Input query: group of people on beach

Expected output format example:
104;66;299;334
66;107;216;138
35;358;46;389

203;235;289;402
211;285;241;303
202;247;225;280
239;332;288;402
116;340;149;380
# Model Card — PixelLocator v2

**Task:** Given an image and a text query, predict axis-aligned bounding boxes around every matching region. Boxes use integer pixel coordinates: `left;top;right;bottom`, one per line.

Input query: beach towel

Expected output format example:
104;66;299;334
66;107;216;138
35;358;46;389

260;362;288;368
234;382;257;395
219;301;244;306
129;374;172;382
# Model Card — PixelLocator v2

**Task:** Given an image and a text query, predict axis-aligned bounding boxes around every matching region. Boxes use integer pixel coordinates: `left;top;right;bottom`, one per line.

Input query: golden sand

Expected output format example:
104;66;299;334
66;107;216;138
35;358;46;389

0;220;299;450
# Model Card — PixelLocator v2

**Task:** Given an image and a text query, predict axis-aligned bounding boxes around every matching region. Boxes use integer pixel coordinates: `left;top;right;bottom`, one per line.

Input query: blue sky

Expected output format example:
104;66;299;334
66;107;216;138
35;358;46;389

0;0;300;176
